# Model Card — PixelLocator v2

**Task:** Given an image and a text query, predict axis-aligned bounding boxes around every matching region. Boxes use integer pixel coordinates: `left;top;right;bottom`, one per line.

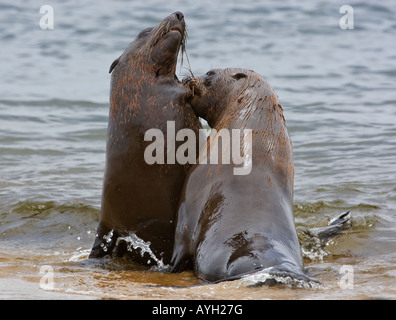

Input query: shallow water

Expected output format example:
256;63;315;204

1;0;396;299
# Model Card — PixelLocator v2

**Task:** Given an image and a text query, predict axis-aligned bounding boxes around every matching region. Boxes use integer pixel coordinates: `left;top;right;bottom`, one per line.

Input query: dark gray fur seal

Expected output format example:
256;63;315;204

171;68;315;283
89;12;201;266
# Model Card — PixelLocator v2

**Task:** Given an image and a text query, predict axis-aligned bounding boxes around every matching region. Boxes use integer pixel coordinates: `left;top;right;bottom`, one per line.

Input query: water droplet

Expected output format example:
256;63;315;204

115;232;169;270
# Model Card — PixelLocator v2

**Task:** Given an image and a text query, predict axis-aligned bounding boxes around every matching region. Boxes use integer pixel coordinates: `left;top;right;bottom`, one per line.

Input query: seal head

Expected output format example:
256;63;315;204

109;11;186;77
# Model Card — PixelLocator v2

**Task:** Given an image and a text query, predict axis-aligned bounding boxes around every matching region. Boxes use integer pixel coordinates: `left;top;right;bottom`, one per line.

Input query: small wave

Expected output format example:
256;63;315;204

0;99;107;108
238;268;321;289
68;248;91;262
0;200;99;249
294;200;381;225
295;200;380;215
5;200;99;217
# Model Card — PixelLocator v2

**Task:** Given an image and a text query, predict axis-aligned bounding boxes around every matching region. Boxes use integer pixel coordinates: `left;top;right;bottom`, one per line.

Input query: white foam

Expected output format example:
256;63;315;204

238;268;322;289
116;232;170;271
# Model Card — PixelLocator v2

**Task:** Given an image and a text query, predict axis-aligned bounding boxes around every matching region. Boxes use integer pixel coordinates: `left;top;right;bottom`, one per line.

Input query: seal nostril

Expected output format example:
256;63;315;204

174;11;184;21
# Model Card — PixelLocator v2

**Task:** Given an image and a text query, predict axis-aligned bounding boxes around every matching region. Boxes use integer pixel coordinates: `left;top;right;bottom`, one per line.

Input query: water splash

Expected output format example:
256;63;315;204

99;229;113;253
68;248;91;262
238;268;322;289
115;232;170;271
297;227;331;261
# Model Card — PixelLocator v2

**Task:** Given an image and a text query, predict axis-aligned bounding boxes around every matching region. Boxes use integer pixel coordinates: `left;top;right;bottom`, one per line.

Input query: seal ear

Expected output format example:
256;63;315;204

232;73;247;81
109;57;120;73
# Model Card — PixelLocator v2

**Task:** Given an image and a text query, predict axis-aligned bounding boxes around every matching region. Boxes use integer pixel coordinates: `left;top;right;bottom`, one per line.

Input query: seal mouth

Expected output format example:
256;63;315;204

182;77;202;98
151;19;185;48
168;26;183;36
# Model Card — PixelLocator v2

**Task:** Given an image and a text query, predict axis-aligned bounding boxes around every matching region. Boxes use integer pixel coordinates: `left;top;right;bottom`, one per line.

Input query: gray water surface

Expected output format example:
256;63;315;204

0;0;395;299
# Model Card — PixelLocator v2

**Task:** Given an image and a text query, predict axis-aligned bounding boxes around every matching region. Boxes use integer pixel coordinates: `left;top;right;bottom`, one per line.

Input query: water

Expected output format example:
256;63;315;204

1;0;396;299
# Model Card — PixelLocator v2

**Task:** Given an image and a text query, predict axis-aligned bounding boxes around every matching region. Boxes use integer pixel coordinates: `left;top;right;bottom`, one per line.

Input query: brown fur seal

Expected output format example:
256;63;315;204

89;12;201;266
171;68;315;284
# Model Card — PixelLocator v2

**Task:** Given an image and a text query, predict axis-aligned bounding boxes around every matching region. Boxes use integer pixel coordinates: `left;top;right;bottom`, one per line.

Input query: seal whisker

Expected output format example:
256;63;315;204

179;26;193;77
180;46;194;77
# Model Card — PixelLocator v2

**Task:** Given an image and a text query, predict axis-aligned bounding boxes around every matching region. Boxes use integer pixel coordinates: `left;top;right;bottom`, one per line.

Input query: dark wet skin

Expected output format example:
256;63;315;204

172;68;315;283
89;12;201;266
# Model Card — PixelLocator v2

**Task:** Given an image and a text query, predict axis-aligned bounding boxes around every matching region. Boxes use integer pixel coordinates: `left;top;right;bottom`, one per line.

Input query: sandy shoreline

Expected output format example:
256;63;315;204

0;278;95;300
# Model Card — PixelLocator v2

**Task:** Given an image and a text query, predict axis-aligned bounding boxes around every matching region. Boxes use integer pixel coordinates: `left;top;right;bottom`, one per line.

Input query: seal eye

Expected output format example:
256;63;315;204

138;27;152;38
232;73;247;80
203;70;215;87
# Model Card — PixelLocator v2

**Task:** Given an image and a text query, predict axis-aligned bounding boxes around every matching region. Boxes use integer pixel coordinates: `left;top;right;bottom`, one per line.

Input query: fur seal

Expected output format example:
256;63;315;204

171;68;314;283
89;12;201;266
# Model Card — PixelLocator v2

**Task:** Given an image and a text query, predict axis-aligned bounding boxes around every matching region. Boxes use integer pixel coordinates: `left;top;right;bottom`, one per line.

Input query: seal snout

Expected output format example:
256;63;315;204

168;11;185;36
173;11;184;22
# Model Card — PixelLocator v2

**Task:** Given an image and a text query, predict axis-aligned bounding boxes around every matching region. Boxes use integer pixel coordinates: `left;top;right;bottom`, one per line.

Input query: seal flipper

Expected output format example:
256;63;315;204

328;210;351;228
313;211;351;245
297;211;352;247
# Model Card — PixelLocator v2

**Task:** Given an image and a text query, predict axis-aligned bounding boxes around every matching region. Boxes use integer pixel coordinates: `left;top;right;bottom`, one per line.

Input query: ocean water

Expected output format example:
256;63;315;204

0;0;396;299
